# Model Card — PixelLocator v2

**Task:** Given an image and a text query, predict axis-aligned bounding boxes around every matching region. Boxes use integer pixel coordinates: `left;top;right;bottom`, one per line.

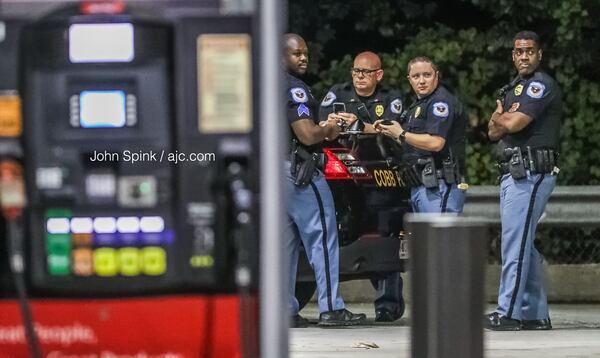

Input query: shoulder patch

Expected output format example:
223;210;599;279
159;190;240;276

514;84;524;96
297;103;310;117
526;81;545;99
321;91;336;107
390;98;403;114
290;87;308;103
432;102;449;118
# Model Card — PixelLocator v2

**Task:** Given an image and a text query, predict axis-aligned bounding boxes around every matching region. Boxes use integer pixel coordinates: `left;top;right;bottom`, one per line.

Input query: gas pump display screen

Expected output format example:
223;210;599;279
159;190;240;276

69;23;134;63
79;90;126;128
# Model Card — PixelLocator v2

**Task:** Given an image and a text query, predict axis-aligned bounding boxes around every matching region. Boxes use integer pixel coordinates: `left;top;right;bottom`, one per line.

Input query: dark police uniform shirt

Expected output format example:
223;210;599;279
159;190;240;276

318;82;403;123
498;70;562;154
286;72;322;153
401;85;466;167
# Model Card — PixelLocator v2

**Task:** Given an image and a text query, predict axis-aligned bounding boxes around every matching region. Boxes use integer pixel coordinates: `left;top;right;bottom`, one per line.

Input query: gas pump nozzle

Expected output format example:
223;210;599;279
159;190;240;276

0;157;42;358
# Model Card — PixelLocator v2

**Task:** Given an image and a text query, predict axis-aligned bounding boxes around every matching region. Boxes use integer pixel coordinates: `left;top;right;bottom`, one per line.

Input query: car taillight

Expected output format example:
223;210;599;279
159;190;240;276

323;148;351;180
323;148;372;180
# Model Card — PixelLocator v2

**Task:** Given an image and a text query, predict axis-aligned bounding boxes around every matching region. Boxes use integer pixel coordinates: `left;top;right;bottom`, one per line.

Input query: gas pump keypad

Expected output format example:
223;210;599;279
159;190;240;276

46;213;170;278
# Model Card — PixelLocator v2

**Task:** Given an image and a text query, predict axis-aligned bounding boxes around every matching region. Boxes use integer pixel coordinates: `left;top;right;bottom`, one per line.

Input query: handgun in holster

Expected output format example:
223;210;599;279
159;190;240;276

504;146;527;179
294;154;317;187
290;139;327;187
416;157;438;189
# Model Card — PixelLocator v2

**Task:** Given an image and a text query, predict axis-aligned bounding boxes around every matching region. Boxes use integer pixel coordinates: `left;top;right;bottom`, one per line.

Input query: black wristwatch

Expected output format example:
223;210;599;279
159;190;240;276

398;130;407;143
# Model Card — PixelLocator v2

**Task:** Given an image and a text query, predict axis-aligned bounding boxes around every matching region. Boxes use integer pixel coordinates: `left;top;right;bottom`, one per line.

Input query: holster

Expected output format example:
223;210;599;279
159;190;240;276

504;147;527;179
416;157;438;189
290;139;327;187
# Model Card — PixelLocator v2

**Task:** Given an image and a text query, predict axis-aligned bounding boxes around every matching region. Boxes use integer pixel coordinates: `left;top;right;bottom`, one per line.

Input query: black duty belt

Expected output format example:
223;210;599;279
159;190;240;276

497;147;559;177
398;156;462;189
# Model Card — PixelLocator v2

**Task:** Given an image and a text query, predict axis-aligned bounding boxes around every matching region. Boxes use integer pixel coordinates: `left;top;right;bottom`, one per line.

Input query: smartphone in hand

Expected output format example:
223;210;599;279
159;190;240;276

333;102;346;114
374;119;393;130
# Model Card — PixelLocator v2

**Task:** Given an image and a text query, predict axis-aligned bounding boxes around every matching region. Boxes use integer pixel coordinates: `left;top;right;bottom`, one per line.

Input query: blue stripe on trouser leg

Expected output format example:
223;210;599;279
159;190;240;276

496;172;556;320
410;179;466;214
285;163;345;315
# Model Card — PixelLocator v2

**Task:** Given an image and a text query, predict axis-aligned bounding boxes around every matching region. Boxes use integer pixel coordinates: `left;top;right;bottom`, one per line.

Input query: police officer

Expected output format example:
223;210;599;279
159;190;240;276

319;51;406;323
283;34;366;328
319;52;404;132
485;31;561;331
376;56;467;214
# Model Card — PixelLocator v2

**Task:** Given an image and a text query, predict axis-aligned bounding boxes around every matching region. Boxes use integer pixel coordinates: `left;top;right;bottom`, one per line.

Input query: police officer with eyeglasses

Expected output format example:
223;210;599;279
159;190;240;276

283;33;366;328
319;51;406;323
319;52;403;133
485;31;561;331
375;56;467;214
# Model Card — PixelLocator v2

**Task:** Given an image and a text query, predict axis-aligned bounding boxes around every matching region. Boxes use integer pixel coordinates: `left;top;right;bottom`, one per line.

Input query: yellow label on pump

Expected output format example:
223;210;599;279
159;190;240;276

0;93;22;137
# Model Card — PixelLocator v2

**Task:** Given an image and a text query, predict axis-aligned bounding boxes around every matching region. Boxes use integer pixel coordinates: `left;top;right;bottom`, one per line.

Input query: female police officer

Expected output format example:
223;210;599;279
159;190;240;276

375;56;467;214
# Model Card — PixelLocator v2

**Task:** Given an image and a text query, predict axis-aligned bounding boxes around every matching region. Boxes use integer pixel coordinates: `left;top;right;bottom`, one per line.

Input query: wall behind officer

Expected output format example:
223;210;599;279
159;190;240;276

283;33;366;328
375;57;467;214
319;51;406;323
485;31;561;331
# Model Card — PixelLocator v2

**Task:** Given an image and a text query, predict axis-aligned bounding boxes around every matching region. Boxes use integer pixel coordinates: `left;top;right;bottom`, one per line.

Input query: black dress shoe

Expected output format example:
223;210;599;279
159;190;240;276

375;308;401;322
318;309;366;327
521;318;552;330
290;314;309;328
484;312;521;331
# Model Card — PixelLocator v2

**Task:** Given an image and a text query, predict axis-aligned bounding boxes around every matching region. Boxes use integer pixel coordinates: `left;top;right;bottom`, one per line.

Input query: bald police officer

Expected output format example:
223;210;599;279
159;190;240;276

319;51;406;323
284;34;366;328
376;56;467;214
485;31;561;331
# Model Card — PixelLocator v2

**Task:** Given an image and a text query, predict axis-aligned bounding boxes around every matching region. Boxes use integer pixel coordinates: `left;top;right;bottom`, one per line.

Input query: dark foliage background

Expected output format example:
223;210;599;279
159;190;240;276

289;0;600;185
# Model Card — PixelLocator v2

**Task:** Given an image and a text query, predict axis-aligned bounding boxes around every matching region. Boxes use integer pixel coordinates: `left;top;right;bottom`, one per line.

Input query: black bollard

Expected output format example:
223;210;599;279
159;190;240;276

405;214;488;358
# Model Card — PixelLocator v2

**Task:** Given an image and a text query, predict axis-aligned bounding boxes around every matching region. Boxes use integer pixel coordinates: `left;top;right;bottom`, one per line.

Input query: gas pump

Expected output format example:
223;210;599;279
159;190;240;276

172;15;258;292
21;4;177;295
15;2;259;297
0;1;261;356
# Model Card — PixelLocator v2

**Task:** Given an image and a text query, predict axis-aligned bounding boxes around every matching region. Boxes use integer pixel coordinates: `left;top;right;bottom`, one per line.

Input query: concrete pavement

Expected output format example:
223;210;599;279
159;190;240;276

290;303;600;357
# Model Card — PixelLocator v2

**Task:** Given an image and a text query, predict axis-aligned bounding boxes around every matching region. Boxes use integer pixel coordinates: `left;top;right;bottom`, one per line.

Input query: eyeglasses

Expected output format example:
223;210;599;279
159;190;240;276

351;68;381;76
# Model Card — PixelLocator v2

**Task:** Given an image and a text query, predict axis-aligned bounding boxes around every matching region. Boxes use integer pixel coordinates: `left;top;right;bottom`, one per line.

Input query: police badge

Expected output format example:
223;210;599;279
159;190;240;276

375;104;384;117
514;84;524;96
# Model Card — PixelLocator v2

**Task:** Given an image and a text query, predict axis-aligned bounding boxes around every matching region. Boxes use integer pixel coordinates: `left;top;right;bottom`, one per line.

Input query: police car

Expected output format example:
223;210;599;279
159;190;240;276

295;133;411;308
